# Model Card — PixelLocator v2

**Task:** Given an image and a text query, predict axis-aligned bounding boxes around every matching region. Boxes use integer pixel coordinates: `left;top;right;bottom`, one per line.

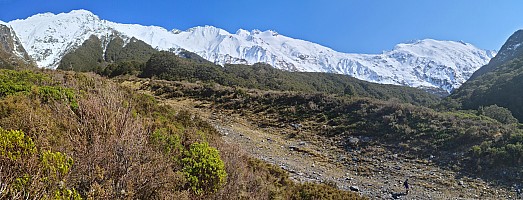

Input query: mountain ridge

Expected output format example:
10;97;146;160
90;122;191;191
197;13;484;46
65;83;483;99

0;24;34;68
469;29;523;80
450;29;523;121
5;9;496;93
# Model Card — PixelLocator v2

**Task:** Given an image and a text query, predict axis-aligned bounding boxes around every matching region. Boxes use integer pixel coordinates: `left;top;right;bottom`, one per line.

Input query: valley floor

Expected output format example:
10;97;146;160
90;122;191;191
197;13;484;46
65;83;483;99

128;81;515;200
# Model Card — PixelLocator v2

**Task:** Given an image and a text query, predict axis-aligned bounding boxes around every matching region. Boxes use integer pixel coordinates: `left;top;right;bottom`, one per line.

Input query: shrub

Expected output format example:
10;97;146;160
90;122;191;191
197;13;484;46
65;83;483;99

53;187;82;200
0;70;78;111
13;174;32;190
480;104;518;124
182;142;227;195
37;86;73;102
151;128;184;161
41;150;74;180
0;70;49;97
0;128;36;160
36;86;78;111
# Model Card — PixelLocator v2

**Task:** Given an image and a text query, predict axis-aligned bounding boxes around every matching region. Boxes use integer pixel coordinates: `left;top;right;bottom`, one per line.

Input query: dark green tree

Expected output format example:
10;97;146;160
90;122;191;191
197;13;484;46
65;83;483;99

480;104;518;124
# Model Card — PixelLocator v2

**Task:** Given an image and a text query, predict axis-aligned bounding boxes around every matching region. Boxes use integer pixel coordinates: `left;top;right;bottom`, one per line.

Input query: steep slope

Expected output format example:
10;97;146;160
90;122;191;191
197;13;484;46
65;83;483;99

7;10;114;68
6;10;495;93
450;30;523;121
0;69;363;199
469;30;523;80
0;22;33;68
140;51;441;106
57;34;156;72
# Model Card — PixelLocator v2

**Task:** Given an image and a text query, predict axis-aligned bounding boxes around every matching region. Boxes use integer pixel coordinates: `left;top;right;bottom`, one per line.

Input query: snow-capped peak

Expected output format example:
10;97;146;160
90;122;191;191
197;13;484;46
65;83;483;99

171;29;182;34
68;9;96;16
236;29;250;36
5;9;496;93
379;39;496;92
185;25;231;37
7;10;112;68
22;9;98;22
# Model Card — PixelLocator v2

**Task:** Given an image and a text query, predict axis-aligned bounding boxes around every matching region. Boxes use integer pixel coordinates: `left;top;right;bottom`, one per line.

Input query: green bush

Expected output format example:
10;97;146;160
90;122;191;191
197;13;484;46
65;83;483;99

0;70;49;97
13;174;32;190
37;86;78;111
151;128;184;160
53;187;82;200
0;70;78;110
182;142;227;195
100;61;144;78
480;104;518;124
0;128;36;160
41;150;74;180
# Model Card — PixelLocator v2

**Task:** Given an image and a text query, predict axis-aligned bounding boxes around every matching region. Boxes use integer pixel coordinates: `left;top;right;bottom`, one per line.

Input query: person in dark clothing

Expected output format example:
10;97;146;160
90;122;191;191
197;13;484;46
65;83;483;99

403;179;409;194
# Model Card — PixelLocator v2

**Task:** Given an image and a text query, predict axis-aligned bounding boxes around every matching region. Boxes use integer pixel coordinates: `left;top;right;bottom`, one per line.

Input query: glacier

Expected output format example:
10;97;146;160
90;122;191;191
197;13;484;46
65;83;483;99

5;9;496;93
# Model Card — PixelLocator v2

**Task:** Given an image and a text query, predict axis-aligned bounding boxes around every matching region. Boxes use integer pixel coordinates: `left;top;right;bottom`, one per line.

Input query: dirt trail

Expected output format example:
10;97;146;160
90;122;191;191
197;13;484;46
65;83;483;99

161;97;514;199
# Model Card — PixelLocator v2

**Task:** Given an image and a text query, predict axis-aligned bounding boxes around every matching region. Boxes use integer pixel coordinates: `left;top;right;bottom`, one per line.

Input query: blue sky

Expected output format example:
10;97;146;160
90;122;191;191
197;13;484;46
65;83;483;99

1;0;522;54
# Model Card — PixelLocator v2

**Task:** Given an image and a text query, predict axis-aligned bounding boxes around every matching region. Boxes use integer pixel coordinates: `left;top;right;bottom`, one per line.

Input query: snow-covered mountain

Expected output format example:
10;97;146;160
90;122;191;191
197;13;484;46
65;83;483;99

5;10;496;93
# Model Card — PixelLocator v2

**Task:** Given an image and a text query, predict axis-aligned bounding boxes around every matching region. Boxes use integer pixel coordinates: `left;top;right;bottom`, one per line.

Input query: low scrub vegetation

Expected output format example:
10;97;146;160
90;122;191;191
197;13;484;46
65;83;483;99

138;51;440;106
144;79;523;185
451;57;523;122
0;69;363;199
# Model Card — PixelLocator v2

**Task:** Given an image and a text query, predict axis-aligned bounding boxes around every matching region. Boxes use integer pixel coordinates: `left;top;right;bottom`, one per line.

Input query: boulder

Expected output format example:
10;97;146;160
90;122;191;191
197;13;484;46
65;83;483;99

349;186;360;192
347;137;360;147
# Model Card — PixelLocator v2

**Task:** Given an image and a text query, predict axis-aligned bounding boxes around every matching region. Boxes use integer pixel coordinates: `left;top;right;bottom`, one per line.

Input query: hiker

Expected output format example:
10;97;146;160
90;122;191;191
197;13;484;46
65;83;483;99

403;179;409;194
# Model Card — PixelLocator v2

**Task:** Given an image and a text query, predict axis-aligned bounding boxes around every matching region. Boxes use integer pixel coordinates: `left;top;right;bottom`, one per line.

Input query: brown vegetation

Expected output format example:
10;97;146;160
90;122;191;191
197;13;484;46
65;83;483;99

0;69;363;199
139;78;523;188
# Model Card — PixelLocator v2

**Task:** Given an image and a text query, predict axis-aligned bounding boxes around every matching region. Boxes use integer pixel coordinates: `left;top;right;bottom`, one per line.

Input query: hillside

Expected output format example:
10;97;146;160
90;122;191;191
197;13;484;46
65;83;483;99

6;10;495;93
59;42;442;106
112;50;441;106
127;77;521;199
0;36;520;199
0;69;363;199
50;42;523;198
469;30;523;80
57;35;156;72
451;30;523;122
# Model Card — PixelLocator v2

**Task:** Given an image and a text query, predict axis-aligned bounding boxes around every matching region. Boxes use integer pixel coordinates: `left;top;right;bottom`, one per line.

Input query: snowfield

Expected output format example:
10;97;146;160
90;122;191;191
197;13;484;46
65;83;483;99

6;10;496;93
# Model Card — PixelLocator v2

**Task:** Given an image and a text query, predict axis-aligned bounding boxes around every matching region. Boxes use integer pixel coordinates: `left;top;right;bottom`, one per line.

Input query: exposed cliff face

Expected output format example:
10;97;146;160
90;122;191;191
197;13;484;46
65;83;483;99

0;24;33;68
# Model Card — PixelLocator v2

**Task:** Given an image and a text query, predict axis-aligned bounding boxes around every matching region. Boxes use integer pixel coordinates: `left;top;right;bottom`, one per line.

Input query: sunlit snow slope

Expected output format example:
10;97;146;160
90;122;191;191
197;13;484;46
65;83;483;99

6;10;496;93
